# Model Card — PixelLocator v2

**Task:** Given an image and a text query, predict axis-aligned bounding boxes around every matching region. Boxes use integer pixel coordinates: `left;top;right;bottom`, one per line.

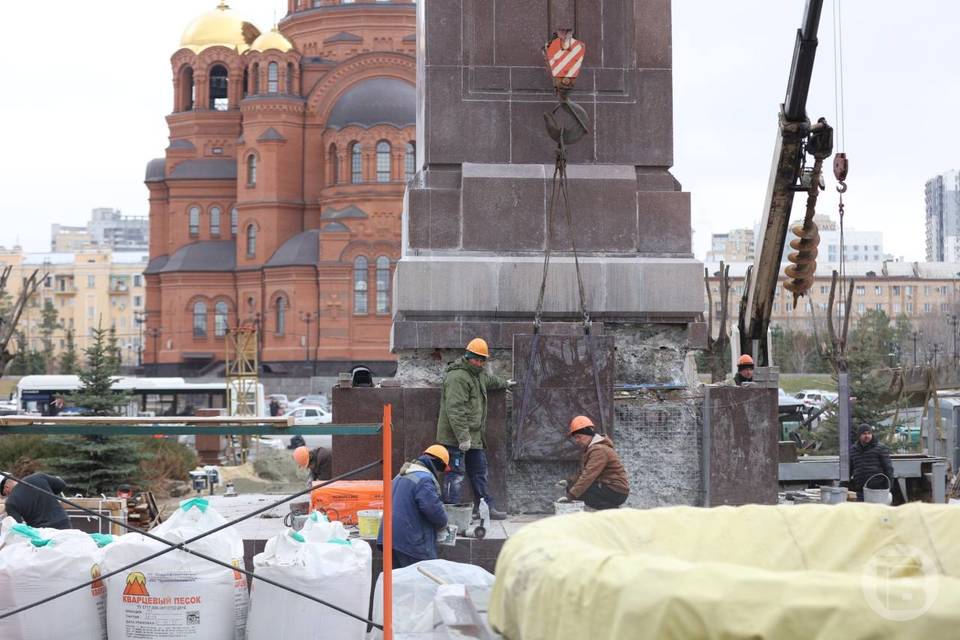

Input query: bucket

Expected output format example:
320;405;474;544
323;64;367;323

358;509;383;538
554;499;585;515
820;485;847;504
863;474;892;505
443;503;474;533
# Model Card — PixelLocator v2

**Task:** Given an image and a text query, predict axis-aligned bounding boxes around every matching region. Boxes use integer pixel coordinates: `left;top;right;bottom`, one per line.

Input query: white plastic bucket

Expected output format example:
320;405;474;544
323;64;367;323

820;486;847;504
358;509;383;538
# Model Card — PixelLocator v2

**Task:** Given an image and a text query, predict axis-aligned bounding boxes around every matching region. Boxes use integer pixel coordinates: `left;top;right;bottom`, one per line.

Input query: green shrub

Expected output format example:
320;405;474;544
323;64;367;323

0;435;65;477
138;438;198;490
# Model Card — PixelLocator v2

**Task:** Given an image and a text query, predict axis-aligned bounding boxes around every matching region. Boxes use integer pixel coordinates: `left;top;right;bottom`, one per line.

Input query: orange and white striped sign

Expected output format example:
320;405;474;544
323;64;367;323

545;34;585;81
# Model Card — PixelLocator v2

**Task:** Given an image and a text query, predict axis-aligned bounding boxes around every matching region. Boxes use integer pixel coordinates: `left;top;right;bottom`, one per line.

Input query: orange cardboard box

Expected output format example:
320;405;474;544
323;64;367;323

309;480;384;525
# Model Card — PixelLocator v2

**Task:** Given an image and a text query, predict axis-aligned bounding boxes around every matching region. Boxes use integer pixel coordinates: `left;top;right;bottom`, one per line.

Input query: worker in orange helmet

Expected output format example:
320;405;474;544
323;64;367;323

377;444;450;568
561;415;629;510
292;445;331;487
735;354;755;386
435;337;516;520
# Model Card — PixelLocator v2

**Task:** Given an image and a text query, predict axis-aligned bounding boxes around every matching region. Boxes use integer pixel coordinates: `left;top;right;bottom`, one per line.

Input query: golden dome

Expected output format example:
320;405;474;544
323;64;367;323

180;1;261;54
251;27;295;53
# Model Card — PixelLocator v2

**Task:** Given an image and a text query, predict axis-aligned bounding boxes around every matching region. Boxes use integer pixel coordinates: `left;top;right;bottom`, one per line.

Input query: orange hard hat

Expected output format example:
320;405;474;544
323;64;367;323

293;446;310;468
737;354;755;367
424;444;451;470
568;415;595;435
465;338;489;358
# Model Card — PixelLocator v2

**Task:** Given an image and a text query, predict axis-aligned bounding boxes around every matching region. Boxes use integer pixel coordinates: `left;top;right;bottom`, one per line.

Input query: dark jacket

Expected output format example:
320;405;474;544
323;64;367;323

3;473;71;529
436;357;508;449
307;447;332;482
849;439;894;493
734;372;753;386
568;436;630;499
377;456;448;561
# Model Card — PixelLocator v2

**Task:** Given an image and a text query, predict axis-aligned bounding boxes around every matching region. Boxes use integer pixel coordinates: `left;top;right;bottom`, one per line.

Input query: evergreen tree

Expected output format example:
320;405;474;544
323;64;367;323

71;324;127;416
6;332;44;375
48;323;141;495
39;299;60;372
106;324;122;375
59;329;78;374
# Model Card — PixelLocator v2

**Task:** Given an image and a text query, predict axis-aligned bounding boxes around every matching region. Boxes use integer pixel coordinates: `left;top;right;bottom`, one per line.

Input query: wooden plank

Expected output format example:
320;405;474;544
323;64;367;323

0;416;295;426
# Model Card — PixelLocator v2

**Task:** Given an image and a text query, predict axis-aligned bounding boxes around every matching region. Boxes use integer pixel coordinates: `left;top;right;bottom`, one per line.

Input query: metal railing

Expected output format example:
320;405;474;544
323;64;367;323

0;406;397;638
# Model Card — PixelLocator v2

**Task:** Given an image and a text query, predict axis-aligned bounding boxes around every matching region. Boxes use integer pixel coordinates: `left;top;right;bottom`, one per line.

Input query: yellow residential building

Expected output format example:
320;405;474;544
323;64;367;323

0;246;148;368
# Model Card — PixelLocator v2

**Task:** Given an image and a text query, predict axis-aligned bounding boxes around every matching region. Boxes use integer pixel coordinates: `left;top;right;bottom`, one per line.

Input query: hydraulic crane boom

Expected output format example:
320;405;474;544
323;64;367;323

740;0;833;365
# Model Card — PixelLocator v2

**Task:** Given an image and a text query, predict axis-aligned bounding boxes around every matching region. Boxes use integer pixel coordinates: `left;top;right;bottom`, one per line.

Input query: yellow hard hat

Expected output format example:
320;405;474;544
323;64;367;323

424;444;451;470
465;337;489;358
293;446;310;468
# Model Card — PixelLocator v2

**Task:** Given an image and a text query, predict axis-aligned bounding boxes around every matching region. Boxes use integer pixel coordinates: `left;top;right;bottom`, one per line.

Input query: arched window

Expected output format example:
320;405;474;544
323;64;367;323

353;256;368;314
286;62;295;95
246;225;256;257
188;206;200;237
209;206;221;237
405;142;416;181
246;154;257;187
252;63;260;94
376;256;391;314
376;141;392;182
267;62;279;93
179;66;195;112
242;68;249;99
230;207;238;237
275;296;286;336
209;64;229;110
350;143;363;184
193;301;207;337
214;301;229;337
328;144;339;185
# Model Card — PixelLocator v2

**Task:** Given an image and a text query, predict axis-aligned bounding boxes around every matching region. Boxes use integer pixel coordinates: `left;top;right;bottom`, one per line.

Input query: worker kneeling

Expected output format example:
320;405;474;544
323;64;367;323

564;416;630;510
377;444;450;569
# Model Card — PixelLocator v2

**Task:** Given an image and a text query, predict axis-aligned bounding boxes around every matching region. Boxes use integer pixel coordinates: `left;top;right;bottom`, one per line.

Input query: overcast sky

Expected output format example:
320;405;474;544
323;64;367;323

0;1;955;262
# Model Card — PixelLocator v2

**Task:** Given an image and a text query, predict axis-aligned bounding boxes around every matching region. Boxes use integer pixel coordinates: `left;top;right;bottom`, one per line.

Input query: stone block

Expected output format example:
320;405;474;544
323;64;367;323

461;321;502;349
419;321;461;348
509;101;596;165
687;321;708;349
425;66;511;165
392;320;419;350
494;0;548;67
551;167;638;251
600;0;629;69
461;170;545;251
422;0;462;66
635;0;673;69
595;70;674;167
405;188;430;249
469;66;509;92
429;188;462;249
637;190;691;254
462;0;495;66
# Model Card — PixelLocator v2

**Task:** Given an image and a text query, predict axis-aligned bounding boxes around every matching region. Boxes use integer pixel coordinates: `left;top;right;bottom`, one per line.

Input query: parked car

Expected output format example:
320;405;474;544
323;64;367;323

794;390;837;410
284;406;332;425
288;394;330;411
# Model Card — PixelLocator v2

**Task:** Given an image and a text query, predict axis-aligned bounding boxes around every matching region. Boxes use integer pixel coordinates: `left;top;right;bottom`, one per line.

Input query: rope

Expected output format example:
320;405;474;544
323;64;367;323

0;460;385;628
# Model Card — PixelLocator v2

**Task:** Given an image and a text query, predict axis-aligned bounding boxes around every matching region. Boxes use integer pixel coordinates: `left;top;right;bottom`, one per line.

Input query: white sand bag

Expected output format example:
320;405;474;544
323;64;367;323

0;522;109;640
246;529;371;639
102;497;248;640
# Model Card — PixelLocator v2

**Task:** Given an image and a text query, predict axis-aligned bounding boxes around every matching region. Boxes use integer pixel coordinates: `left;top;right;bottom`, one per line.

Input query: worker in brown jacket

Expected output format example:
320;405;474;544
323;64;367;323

564;415;629;510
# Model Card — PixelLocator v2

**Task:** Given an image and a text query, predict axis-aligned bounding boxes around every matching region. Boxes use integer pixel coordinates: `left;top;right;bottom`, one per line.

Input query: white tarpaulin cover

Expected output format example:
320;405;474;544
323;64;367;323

490;503;960;640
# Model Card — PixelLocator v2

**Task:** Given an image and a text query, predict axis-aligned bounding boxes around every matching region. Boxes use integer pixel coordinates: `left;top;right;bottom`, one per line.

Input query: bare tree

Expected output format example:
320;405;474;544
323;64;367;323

704;261;731;382
0;267;44;374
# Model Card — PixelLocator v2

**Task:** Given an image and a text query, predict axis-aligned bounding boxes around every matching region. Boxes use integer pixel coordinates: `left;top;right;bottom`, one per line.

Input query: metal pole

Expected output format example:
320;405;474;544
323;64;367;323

382;403;393;640
838;372;850;483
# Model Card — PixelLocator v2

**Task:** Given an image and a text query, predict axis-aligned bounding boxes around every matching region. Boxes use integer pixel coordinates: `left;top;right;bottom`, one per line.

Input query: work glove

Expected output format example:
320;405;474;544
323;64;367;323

459;440;471;452
555;479;568;488
506;379;518;389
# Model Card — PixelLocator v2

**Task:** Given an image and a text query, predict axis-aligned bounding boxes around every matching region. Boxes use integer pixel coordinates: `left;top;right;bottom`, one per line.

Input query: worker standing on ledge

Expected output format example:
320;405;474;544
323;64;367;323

563;416;630;510
734;354;755;386
377;444;450;568
436;337;514;520
0;472;71;529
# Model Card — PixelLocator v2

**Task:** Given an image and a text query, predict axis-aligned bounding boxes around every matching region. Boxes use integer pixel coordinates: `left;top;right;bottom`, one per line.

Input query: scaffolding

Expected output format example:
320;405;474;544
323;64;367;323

0;407;396;639
225;325;259;417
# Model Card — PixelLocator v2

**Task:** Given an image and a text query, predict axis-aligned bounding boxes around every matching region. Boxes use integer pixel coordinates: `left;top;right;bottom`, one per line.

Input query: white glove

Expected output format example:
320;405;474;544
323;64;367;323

459;440;471;452
555;479;568;488
506;379;518;388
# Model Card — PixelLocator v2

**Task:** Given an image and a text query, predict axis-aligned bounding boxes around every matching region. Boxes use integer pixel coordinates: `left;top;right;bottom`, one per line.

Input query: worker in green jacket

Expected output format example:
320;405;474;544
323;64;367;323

436;337;514;520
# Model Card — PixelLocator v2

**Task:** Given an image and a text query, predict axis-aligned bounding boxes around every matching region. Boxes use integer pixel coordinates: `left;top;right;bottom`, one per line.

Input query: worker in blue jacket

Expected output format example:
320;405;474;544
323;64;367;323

378;444;450;568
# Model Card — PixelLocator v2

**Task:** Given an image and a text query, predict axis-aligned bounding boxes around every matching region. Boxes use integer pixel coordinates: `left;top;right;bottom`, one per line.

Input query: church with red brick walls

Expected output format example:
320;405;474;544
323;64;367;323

144;0;415;376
